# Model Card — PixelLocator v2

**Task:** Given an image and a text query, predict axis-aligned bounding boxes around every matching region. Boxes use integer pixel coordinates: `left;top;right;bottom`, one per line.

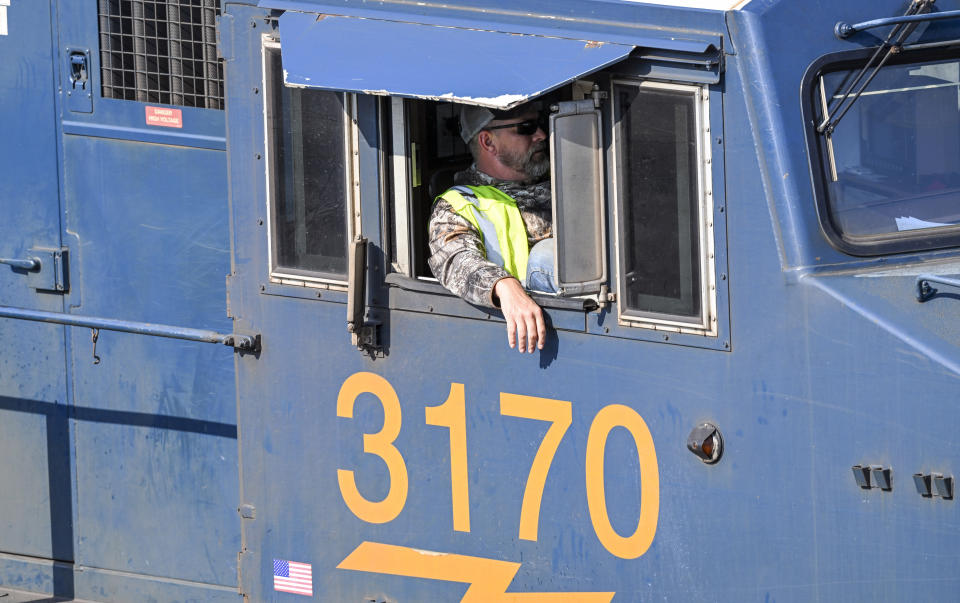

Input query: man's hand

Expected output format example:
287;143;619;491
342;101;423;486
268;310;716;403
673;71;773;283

493;277;546;353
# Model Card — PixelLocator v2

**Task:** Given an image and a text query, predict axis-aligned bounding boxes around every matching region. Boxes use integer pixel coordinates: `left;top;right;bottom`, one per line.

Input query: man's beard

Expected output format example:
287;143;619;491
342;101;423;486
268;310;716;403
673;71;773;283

498;143;549;180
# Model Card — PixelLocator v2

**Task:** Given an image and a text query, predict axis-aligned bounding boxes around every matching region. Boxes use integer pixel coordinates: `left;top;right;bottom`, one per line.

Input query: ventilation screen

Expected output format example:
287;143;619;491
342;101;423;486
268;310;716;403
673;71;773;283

98;0;224;110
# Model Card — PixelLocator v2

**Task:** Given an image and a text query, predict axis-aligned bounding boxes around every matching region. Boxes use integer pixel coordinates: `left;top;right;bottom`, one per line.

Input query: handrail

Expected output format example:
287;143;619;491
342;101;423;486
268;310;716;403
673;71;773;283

0;305;259;350
0;257;40;270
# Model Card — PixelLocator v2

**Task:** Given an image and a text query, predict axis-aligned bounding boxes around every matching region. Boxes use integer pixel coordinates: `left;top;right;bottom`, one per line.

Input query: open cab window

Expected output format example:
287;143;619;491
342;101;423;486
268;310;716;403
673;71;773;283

261;9;726;343
388;98;472;280
808;48;960;255
387;75;719;336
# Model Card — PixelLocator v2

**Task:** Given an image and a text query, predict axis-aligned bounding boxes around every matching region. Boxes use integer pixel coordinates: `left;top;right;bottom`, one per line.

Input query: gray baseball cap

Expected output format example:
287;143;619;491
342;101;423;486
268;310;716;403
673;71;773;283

459;105;496;144
459;102;542;144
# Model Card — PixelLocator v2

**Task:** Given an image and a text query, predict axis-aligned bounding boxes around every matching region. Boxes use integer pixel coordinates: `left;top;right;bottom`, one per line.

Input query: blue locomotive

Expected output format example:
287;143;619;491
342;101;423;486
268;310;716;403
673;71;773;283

3;0;960;600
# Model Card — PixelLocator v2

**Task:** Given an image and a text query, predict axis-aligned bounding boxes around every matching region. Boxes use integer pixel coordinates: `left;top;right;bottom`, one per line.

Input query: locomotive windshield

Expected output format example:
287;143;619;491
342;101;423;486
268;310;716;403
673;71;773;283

814;54;960;248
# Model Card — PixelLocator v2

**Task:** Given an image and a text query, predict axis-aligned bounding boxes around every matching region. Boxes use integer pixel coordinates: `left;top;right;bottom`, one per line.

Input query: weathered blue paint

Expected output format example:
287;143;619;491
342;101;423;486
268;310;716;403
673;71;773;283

260;0;727;50
227;1;960;601
60;121;240;600
277;12;635;108
4;0;960;601
0;1;71;585
0;1;245;600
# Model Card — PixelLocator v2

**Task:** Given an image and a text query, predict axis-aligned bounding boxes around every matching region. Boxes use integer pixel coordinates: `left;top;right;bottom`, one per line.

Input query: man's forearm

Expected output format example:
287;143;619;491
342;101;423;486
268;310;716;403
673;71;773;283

430;249;511;306
428;200;511;306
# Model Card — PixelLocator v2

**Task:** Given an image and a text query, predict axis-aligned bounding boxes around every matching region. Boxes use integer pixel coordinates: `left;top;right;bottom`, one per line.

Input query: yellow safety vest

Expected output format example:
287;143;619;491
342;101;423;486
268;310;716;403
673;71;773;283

438;185;530;281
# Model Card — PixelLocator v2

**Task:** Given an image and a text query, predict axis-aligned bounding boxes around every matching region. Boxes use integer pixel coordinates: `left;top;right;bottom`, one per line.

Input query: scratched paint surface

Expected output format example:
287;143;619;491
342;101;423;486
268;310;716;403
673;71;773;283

618;0;751;8
0;0;68;572
226;0;960;601
62;136;239;591
277;13;635;109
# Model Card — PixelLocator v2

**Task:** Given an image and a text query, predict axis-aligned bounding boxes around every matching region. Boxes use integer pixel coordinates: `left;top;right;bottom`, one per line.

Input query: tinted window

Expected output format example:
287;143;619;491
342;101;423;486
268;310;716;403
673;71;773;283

615;83;703;322
818;58;960;240
265;46;349;279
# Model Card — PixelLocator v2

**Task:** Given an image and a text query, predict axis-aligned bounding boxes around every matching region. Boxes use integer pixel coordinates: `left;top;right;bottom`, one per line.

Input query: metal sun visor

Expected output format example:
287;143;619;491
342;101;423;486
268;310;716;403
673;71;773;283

275;12;635;109
550;99;606;296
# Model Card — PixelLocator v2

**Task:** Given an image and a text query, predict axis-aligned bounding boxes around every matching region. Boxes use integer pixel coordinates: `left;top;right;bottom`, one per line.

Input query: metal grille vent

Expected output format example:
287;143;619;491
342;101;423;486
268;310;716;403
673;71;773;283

97;1;224;110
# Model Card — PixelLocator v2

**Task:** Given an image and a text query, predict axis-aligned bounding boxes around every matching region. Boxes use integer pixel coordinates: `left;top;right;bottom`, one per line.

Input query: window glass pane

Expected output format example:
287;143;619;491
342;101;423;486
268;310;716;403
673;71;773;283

266;47;348;278
821;58;960;237
616;84;701;320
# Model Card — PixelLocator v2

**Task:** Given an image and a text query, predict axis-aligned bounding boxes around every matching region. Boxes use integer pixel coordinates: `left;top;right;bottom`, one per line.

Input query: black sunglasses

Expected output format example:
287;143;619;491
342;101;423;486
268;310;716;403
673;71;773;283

484;116;547;136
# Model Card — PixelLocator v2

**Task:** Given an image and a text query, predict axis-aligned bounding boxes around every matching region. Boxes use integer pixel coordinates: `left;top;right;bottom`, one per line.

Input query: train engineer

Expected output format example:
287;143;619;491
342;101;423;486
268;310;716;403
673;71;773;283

428;103;557;354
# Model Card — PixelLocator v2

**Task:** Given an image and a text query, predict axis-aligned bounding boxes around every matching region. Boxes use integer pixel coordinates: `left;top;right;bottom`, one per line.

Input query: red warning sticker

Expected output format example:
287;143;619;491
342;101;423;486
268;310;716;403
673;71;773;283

145;106;183;128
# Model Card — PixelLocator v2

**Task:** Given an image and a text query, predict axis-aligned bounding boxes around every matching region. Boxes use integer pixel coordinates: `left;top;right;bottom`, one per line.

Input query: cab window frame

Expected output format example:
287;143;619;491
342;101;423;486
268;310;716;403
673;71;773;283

610;78;719;336
381;71;729;348
262;38;357;289
802;45;960;257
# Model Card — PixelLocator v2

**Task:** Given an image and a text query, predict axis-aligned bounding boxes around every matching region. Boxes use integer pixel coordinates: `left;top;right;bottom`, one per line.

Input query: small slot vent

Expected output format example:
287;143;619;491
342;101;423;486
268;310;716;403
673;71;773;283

97;0;224;110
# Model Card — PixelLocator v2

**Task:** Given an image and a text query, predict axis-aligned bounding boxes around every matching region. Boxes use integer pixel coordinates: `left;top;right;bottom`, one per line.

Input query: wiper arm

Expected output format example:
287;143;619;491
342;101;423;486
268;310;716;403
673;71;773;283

818;0;933;136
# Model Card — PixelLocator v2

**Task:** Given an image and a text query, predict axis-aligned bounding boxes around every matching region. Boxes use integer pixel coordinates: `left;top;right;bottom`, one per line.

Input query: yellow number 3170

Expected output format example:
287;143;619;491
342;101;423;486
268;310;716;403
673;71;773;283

336;372;659;560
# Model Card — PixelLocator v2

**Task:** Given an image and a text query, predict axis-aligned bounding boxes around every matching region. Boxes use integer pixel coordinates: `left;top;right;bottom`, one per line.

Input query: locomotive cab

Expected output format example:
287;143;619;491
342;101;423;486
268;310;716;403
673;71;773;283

256;10;729;349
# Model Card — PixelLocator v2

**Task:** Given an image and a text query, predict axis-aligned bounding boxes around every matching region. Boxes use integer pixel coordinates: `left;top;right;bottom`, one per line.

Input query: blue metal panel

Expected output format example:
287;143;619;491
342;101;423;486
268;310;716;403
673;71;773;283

55;2;226;149
261;0;725;50
227;1;960;601
60;135;240;598
277;13;634;108
0;0;71;583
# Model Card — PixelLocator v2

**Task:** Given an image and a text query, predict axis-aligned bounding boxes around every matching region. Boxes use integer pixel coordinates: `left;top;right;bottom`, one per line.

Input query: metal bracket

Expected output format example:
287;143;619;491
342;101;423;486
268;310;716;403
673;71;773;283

915;274;960;302
934;474;954;499
352;323;380;350
1;247;68;292
226;332;261;353
852;465;872;489
871;466;893;491
852;464;893;491
914;472;953;499
346;236;381;353
16;247;69;292
836;4;960;39
65;47;93;113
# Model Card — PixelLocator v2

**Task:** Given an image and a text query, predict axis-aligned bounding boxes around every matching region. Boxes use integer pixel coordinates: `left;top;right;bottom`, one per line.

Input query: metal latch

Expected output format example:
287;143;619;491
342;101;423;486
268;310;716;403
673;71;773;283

70;51;88;88
65;48;93;113
0;247;69;292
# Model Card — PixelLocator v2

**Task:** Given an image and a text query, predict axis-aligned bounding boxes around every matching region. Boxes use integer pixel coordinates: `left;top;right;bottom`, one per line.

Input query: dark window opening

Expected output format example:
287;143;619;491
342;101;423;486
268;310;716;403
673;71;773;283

400;100;472;278
97;0;224;109
265;46;349;279
615;82;703;322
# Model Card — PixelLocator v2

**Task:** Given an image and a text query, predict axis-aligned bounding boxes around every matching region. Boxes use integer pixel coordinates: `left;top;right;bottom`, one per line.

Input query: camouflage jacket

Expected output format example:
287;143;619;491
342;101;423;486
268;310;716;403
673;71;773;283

428;165;552;307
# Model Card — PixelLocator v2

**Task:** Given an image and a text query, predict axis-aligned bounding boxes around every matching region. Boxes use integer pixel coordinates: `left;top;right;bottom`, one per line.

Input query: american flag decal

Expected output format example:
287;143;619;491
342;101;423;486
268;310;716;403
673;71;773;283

273;558;313;596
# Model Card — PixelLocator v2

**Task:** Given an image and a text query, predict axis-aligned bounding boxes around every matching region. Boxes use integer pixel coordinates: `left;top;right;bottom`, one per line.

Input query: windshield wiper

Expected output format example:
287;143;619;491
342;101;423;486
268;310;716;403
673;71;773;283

818;0;936;136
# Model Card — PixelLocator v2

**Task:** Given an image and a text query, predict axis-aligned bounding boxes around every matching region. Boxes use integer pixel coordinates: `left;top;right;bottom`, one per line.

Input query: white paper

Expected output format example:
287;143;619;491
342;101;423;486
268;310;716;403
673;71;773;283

895;216;953;231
